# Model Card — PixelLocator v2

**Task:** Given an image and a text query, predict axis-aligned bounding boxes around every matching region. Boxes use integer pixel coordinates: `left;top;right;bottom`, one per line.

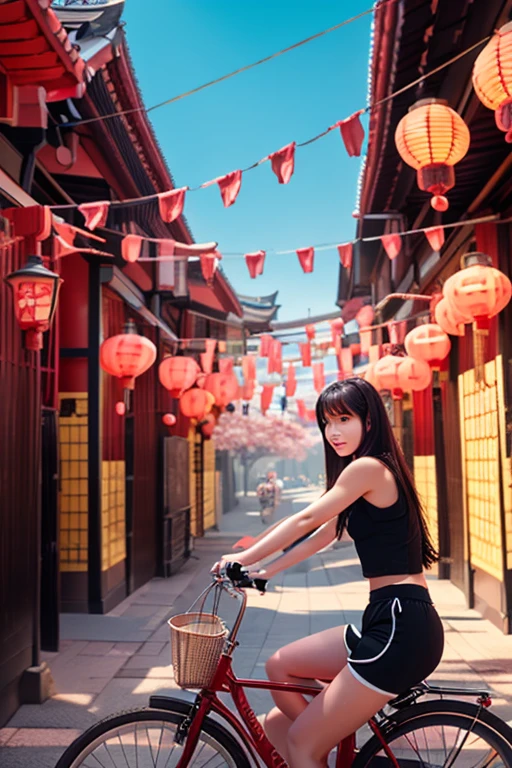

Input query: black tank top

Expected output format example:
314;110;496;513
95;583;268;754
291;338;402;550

346;485;423;578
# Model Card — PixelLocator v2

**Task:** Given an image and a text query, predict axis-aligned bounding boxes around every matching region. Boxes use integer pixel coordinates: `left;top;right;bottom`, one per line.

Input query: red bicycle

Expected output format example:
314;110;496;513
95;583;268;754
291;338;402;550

56;567;512;768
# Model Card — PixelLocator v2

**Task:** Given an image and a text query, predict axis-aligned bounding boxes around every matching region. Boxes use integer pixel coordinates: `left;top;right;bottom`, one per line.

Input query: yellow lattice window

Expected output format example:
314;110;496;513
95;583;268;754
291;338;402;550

203;438;216;532
101;460;126;571
59;393;88;572
459;361;503;581
414;455;438;551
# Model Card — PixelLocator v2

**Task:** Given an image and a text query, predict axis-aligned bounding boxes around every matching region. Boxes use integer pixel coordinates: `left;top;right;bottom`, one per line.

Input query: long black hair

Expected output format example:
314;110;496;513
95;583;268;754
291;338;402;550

316;377;438;569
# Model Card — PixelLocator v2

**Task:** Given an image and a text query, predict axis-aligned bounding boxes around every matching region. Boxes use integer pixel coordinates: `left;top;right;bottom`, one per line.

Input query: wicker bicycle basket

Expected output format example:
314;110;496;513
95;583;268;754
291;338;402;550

169;611;228;689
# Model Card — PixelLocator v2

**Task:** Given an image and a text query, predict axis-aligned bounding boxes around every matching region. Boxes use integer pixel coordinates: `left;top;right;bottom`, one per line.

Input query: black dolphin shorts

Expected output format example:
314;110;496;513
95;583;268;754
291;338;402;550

344;584;444;697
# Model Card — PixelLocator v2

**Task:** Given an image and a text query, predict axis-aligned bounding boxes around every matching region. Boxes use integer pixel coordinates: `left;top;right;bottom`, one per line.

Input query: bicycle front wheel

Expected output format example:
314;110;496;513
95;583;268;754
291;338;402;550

55;707;251;768
355;699;512;768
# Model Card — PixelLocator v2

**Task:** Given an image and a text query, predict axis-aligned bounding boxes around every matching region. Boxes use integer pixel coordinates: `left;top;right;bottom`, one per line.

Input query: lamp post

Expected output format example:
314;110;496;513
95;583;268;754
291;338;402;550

4;255;62;351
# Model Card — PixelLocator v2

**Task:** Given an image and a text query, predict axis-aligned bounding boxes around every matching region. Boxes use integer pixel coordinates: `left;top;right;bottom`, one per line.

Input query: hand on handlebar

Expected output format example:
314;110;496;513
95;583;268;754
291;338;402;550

211;560;268;594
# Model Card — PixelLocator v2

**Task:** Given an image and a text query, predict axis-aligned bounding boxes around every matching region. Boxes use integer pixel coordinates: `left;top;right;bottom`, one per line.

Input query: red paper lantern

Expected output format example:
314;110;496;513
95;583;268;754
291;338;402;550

395;99;470;211
373;355;404;392
100;319;157;390
472;22;512;142
4;255;63;351
204;372;239;408
201;413;216;439
242;381;255;401
162;413;176;426
364;362;380;389
305;324;316;341
434;297;468;337
404;323;451;364
285;363;297;397
442;252;512;329
159;356;200;397
397;357;432;392
180;388;212;420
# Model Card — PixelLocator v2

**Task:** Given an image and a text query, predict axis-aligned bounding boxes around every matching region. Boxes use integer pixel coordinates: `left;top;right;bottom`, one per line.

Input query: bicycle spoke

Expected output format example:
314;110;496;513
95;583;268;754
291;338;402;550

116;731;131;768
145;727;157;768
104;741;122;768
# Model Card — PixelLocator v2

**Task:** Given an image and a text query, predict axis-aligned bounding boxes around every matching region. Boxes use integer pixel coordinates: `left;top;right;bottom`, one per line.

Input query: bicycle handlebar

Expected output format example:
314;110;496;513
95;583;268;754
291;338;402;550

218;561;268;594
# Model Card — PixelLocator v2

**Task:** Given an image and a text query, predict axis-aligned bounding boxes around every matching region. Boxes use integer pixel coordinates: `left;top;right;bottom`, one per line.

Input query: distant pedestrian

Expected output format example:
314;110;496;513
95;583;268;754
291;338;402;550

256;471;281;524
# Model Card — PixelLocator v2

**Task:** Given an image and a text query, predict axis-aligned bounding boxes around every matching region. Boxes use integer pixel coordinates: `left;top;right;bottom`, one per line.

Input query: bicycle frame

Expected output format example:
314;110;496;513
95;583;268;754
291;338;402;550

173;580;395;768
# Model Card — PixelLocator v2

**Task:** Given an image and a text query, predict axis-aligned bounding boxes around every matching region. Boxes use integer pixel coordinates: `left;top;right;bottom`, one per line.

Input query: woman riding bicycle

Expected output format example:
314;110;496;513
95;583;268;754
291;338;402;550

214;377;444;768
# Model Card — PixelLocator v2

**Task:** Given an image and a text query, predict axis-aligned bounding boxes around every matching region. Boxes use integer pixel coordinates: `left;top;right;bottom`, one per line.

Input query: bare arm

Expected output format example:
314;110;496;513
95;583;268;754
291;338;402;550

255;519;337;579
228;458;375;567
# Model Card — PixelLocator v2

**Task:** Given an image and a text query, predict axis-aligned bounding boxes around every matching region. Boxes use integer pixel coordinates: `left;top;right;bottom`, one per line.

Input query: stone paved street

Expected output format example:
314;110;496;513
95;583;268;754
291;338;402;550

1;487;512;767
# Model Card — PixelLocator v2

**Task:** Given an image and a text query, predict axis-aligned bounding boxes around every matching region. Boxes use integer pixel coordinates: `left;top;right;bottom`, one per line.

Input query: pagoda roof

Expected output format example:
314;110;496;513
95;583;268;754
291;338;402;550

0;0;87;93
237;290;279;308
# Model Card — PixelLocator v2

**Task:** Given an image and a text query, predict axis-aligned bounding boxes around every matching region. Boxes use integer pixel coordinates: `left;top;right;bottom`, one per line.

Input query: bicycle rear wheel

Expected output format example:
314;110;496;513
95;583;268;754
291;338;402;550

354;700;512;768
55;707;251;768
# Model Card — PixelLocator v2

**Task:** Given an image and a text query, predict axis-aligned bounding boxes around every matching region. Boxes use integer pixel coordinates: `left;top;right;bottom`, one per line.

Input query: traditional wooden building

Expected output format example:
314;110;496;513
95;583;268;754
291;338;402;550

0;0;242;725
340;0;512;632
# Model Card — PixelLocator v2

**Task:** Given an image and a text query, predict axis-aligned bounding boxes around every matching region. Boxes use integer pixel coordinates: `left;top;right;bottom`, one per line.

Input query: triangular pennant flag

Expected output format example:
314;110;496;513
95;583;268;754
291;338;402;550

336;111;365;157
53;220;76;244
53;235;111;260
424;226;445;252
337;348;353;377
381;233;402;260
267;338;282;375
259;334;272;357
261;384;274;414
200;251;220;285
305;324;315;341
313;362;325;394
78;201;110;231
242;355;256;383
285;363;297;397
242;381;255;401
268;142;296;184
157;187;187;223
121;234;143;263
219;356;234;373
216;170;242;207
300;342;312;367
296;247;314;274
245;250;266;279
296;399;307;419
337;242;353;269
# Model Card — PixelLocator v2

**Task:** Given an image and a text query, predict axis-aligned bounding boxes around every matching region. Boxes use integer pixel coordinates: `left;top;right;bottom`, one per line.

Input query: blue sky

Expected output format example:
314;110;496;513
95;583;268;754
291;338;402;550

123;1;373;322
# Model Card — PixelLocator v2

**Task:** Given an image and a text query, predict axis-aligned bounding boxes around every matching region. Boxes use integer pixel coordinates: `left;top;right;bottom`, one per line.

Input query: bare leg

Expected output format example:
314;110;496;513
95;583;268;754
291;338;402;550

264;625;349;726
264;708;293;762
287;666;392;768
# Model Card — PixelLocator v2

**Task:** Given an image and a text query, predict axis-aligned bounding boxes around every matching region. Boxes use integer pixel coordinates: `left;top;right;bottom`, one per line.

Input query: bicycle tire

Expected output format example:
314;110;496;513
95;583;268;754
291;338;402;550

354;699;512;768
55;706;252;768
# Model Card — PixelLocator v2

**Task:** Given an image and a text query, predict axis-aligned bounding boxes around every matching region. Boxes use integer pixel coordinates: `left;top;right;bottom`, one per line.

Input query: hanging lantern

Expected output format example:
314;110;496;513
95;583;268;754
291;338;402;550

472;23;512;142
4;255;63;351
395;99;470;211
100;319;157;390
305;324;316;341
443;252;512;379
201;413;216;439
204;372;239;408
330;318;344;350
373;355;404;397
397;357;433;392
159;356;200;398
442;252;512;327
404;323;451;364
180;388;212;420
162;413;176;427
434;297;468;337
242;381;255;401
364;362;380;389
115;401;126;416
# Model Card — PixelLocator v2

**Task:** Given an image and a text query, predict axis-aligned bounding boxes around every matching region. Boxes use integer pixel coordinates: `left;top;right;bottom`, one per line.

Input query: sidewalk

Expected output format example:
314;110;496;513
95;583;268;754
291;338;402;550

1;488;512;767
